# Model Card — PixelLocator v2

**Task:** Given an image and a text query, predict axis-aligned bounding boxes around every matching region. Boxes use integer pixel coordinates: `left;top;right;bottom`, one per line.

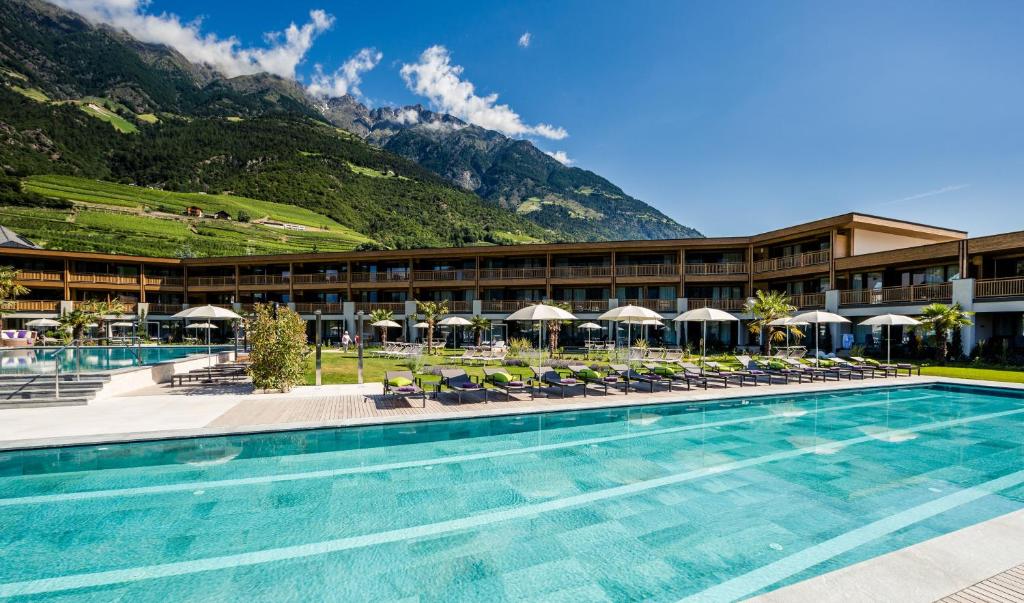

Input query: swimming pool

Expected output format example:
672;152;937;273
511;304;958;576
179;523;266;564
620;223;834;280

0;345;232;374
1;383;1023;601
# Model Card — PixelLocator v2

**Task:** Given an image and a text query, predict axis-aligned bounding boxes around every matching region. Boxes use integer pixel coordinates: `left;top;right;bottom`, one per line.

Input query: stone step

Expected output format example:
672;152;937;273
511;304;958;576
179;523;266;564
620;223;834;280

0;397;90;409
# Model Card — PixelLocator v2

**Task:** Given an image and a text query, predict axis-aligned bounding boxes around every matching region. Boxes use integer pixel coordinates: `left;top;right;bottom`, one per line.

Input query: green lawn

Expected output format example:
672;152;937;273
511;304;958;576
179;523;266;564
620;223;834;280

920;366;1024;384
78;102;139;133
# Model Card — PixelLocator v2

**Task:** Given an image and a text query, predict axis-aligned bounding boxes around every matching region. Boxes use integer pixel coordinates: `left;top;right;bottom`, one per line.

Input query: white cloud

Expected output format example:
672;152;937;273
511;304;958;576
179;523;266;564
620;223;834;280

518;32;532;48
395;109;420;124
545;150;574;165
400;45;567;140
51;0;333;79
307;48;383;99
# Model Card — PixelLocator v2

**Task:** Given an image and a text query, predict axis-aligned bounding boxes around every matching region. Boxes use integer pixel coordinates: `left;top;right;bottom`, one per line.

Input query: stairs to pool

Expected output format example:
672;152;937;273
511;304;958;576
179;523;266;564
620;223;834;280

0;374;111;409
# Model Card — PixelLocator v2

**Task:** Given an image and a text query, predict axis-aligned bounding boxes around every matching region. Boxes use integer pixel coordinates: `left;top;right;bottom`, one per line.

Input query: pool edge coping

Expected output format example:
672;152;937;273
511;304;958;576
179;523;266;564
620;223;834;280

1;376;1020;452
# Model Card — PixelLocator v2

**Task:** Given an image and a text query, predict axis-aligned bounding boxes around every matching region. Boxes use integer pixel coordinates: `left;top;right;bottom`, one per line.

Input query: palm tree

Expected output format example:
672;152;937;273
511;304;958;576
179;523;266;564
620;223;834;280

417;300;449;355
920;302;974;360
59;299;129;342
0;265;29;329
369;308;395;344
469;315;491;346
743;289;802;357
546;301;573;356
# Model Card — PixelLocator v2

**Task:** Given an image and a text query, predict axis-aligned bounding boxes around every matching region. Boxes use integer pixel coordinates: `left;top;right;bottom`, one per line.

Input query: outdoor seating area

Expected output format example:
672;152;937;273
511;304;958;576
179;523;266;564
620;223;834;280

170;362;249;387
1;329;36;347
371;343;424;358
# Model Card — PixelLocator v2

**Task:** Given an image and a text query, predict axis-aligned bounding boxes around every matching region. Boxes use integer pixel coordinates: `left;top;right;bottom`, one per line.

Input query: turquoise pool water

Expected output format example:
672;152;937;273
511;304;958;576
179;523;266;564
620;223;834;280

1;384;1023;601
0;345;231;374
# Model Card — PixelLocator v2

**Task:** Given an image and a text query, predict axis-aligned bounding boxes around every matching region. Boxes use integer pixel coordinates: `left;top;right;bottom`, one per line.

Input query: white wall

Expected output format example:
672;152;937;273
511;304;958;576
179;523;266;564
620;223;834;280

852;229;942;256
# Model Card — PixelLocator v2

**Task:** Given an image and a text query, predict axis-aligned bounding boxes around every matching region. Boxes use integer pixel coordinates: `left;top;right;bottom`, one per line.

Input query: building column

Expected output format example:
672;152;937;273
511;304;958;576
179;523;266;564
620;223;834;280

138;263;146;303
63;259;71;301
825;289;842;353
952;278;976;357
343;301;357;336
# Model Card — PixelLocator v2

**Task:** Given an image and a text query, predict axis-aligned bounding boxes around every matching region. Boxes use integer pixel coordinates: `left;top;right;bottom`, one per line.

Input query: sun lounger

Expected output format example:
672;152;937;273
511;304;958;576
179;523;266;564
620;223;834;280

531;366;587;398
830;357;883;378
439;368;488;403
384;370;427;407
703;361;761;386
678;362;739;388
849;357;903;377
736;355;808;384
609;364;673;392
567;364;627;395
483;367;533;400
641;362;706;390
781;358;847;381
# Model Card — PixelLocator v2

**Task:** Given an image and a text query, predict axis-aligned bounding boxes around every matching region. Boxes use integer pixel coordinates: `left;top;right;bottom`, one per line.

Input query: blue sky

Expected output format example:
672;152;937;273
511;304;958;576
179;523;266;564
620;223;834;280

83;0;1024;236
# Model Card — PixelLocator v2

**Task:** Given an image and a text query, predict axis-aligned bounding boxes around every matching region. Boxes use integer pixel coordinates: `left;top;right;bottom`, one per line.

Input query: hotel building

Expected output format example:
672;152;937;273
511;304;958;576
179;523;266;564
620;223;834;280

2;213;1023;356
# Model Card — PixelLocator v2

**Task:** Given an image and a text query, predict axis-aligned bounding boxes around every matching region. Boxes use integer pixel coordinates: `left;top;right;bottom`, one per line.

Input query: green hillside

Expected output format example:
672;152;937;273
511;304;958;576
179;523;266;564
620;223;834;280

8;176;373;257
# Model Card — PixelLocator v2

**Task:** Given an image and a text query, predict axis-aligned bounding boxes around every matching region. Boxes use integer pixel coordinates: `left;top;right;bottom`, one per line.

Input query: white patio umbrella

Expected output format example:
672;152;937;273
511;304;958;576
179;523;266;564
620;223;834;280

413;322;430;329
506;303;577;362
598;304;664;349
578;321;603;348
370;319;402;328
438;316;472;348
858;314;921;365
171;305;242;369
109;321;136;328
790;310;851;365
674;307;739;366
26;318;60;328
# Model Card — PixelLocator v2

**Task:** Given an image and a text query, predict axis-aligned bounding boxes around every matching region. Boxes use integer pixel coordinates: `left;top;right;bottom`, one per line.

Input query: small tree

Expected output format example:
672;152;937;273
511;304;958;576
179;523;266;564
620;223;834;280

417;300;449;355
59;299;128;341
237;210;251;223
546;301;573;355
921;302;974;361
469;315;491;346
0;266;29;329
369;308;395;344
246;303;310;391
743;289;801;357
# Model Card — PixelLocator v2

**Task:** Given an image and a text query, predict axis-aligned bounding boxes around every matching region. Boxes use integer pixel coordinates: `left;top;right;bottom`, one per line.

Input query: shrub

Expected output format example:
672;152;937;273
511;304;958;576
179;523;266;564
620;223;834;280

246;303;310;392
507;337;533;358
237;210;251;223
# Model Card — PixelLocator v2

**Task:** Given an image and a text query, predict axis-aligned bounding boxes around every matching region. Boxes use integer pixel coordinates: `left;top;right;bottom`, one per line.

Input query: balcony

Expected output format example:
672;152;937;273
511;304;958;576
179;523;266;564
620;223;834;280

550;265;612;279
975;277;1024;299
16;270;63;283
69;273;139;286
294;302;345;314
143;275;184;287
622;298;676;312
411;269;476;282
147;303;183;315
351;271;409;283
687;298;745;312
565;299;607;313
839;283;952;306
239;274;290;286
292;273;346;285
481;300;536;313
354;301;406;313
478;267;547;280
752;250;830;274
187;276;236;288
791;292;825;309
448;300;472;313
615;264;679;278
0;299;60;312
684;262;748;276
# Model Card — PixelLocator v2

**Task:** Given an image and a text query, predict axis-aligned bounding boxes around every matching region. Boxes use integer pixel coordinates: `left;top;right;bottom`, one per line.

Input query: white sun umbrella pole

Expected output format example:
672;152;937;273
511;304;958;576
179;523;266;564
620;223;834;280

790;310;851;365
674;307;739;367
858;314;921;365
172;305;242;370
438;316;472;348
506;303;576;364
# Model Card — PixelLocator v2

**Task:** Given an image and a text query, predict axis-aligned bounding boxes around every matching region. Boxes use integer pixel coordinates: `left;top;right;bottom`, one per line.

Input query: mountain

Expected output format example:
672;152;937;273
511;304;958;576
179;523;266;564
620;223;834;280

0;0;700;259
322;99;702;241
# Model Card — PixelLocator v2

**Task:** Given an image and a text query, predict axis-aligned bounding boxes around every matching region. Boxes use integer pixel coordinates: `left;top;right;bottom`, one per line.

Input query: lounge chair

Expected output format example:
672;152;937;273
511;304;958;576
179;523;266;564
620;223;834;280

384;370;427;407
781;358;847;381
567;364;627;395
678;362;739;388
734;355;796;384
737;355;809;384
830;357;883;378
483;367;533;400
704;361;761;386
439;368;487;403
849;357;903;377
531;366;587;398
609;364;673;392
641;362;706;390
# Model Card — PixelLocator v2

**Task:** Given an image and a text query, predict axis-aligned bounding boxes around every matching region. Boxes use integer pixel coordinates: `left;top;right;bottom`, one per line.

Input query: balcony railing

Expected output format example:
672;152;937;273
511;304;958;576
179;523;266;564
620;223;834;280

839;283;952;306
687;298;745;311
975;277;1024;299
16;270;63;283
753;250;831;274
353;301;406;313
69;273;139;286
792;292;825;309
550;265;613;279
623;298;676;312
239;274;290;286
187;276;236;288
684;262;748;276
615;264;679;278
292;273;346;285
143;275;184;287
412;269;476;281
351;271;409;283
147;303;183;315
294;302;345;314
448;300;472;313
478;267;547;280
565;299;607;313
481;300;536;313
0;300;60;312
